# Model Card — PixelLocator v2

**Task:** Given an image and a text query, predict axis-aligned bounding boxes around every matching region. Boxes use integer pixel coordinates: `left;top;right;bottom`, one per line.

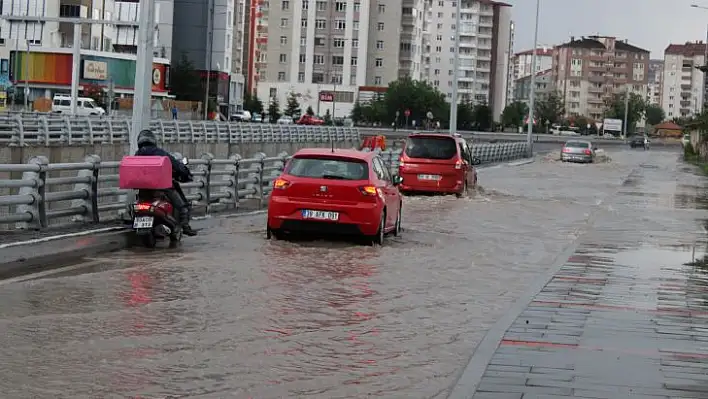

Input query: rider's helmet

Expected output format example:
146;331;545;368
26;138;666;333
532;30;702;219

137;129;157;148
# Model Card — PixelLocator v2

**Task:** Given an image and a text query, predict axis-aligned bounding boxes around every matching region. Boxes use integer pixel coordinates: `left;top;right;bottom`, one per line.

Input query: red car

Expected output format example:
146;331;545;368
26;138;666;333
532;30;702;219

398;133;481;197
296;114;325;125
267;148;403;244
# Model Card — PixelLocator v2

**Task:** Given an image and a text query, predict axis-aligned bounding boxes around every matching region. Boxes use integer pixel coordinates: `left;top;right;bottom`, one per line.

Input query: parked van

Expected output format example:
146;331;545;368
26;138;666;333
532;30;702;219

52;94;106;116
397;133;481;197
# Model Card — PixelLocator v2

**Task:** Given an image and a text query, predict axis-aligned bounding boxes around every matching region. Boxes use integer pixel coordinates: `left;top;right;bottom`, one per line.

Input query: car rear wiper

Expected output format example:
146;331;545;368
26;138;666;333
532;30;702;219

321;174;350;180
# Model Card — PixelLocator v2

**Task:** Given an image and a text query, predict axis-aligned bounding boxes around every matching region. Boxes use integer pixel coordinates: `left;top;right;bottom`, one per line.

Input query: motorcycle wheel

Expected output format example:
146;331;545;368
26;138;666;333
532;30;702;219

142;233;157;248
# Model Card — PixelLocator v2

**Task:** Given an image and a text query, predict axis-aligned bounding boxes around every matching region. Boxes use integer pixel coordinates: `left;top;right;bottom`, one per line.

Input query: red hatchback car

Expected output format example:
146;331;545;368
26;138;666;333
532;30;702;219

398;133;481;197
267;148;403;244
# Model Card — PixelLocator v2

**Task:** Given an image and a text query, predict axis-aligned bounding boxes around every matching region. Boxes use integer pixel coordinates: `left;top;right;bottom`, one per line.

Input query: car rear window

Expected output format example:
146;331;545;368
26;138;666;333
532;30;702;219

285;156;369;180
404;136;458;160
565;141;590;148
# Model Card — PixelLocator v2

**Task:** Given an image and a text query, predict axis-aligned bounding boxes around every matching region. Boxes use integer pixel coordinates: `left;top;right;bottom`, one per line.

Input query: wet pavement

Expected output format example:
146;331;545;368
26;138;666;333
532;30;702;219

0;147;700;398
465;150;708;398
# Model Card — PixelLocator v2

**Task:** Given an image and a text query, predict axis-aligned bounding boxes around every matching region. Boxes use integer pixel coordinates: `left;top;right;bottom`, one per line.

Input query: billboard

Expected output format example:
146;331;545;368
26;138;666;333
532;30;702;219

603;118;622;132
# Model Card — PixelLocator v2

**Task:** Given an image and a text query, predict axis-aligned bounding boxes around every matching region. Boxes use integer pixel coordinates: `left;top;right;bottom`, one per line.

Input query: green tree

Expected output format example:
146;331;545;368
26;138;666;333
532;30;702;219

472;104;493;131
456;101;475;130
284;92;301;117
267;98;281;122
306;106;315;116
501;101;529;128
350;101;364;123
383;77;448;126
645;104;665;126
534;91;565;126
324;109;332;125
243;92;264;114
170;53;202;101
604;92;646;135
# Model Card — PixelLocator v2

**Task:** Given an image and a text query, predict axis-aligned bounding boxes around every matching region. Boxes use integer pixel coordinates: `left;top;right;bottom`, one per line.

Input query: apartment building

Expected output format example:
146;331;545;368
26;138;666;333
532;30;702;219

646;59;663;106
661;42;707;119
509;47;551;103
551;36;650;121
422;0;512;120
0;0;173;102
513;69;552;107
504;20;514;106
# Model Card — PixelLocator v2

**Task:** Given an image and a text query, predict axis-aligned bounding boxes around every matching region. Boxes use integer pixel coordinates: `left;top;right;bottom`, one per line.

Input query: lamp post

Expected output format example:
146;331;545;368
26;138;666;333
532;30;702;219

449;0;462;134
525;0;540;157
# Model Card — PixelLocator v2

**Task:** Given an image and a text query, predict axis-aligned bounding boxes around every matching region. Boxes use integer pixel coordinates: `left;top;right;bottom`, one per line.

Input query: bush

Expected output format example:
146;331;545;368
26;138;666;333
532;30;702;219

684;142;696;158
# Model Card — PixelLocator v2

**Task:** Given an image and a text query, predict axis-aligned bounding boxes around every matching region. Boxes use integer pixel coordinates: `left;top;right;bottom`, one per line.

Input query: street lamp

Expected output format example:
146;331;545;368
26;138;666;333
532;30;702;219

525;0;540;157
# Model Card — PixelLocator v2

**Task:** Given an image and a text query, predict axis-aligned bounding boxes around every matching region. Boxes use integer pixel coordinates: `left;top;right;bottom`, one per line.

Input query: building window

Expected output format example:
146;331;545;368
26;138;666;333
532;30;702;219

279;54;287;63
300;37;306;46
332;55;344;65
298;72;305;82
335;2;346;11
333;38;345;48
278;72;286;81
376;40;384;50
316;1;326;10
315;37;325;46
301;18;307;27
313;73;324;83
280;18;288;27
331;74;343;84
374;76;382;85
314;54;325;64
375;58;383;67
352;39;358;48
353;21;359;30
377;22;384;31
316;19;326;29
335;20;346;30
378;4;385;13
302;0;308;9
299;54;306;63
282;1;289;9
351;57;358;66
270;88;277;98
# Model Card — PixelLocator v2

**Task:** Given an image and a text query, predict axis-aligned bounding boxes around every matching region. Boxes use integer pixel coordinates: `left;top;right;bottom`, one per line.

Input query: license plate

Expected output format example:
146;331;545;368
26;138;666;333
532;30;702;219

302;210;339;221
133;216;154;229
418;174;441;181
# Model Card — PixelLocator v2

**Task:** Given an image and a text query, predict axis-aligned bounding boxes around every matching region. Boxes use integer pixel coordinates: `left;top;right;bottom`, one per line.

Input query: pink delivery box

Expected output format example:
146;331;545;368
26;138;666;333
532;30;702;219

119;156;173;189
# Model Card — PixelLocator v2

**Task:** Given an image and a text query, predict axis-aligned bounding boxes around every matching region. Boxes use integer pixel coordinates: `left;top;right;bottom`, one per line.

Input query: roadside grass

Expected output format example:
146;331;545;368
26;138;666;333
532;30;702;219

683;143;708;175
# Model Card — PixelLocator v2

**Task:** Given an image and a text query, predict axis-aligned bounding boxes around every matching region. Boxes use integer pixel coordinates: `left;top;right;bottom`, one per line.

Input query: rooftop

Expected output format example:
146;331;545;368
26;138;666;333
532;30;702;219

557;36;649;54
665;41;707;57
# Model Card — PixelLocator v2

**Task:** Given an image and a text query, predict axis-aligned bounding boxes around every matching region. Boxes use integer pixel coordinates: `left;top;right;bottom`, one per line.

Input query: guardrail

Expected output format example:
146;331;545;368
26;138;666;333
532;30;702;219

0;141;528;230
0;115;360;146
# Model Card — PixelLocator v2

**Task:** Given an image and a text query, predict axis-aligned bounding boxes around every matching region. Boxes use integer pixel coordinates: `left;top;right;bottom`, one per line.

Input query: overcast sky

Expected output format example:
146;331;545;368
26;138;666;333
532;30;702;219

505;0;708;59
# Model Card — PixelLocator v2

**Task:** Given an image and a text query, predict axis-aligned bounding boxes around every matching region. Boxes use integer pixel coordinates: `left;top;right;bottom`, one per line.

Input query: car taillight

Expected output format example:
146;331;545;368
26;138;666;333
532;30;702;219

359;185;380;196
584;149;592;155
134;202;152;211
562;147;571;153
273;178;290;189
455;160;463;169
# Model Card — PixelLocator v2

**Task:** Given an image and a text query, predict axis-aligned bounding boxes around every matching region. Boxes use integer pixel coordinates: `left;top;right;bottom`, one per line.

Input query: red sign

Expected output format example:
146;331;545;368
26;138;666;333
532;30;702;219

404;109;411;117
319;91;334;102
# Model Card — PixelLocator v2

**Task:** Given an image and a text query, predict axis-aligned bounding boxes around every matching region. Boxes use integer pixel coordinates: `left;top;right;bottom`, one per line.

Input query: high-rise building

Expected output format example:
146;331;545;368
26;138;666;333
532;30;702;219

0;0;173;103
646;59;663;106
421;0;512;120
661;42;706;119
551;36;649;121
509;47;552;103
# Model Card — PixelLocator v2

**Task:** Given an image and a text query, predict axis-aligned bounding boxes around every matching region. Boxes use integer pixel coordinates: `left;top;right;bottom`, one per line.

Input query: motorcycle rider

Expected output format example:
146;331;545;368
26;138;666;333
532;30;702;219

134;129;197;236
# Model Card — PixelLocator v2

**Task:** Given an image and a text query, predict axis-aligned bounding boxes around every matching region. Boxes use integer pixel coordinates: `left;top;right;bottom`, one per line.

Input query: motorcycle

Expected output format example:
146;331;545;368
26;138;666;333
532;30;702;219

131;157;192;248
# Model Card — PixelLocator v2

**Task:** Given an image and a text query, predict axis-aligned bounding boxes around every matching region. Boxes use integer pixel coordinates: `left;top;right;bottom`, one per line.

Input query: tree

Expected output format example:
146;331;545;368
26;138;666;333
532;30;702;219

645;104;665;126
82;83;105;108
501;101;529;128
284;92;301;117
383;77;448;126
267;98;281;122
350;102;364;123
534;91;565;126
604;92;646;135
243;92;264;114
324;109;332;125
471;104;493;131
170;52;202;101
456;101;475;130
306;106;315;116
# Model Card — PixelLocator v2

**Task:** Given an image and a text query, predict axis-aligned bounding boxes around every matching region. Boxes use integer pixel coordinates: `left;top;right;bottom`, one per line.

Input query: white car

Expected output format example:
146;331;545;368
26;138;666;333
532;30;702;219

682;134;690;147
52;94;105;116
230;110;252;122
277;116;294;124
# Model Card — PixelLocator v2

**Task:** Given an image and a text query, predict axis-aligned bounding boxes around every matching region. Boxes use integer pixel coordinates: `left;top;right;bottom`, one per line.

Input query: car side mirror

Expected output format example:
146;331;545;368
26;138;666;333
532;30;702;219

182;157;189;165
471;157;482;165
392;175;403;186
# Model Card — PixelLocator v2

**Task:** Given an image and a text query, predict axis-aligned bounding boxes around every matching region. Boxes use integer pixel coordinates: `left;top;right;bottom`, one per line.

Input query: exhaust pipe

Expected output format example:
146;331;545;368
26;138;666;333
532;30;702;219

155;224;172;237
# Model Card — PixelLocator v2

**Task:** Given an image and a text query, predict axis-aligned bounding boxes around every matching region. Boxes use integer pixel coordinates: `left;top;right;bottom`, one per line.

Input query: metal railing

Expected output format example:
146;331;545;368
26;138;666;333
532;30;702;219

0;141;529;230
0;114;361;146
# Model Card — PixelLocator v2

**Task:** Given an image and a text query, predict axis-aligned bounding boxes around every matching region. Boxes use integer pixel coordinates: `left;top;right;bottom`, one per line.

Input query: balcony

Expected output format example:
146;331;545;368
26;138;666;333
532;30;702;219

588;75;605;83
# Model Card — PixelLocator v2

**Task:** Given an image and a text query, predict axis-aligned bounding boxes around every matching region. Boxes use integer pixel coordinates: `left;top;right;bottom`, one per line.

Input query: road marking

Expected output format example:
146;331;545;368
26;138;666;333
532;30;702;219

0;227;127;249
0;259;108;286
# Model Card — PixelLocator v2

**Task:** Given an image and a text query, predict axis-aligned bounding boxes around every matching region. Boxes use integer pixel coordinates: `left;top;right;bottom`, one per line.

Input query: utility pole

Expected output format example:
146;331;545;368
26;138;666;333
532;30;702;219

622;85;629;138
448;0;461;134
204;0;214;120
525;0;540;157
24;40;30;110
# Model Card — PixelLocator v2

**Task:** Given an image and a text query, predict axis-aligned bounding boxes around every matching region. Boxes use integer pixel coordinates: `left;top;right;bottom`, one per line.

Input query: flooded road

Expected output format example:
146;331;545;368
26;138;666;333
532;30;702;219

0;147;699;399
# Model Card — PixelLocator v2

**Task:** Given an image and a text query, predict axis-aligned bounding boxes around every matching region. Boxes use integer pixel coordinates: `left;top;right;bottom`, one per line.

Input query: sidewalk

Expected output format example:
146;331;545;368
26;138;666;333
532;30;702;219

449;157;708;399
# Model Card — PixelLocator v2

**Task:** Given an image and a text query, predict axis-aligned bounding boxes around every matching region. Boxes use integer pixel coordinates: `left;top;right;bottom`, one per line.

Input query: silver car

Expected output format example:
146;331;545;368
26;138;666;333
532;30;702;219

561;140;595;163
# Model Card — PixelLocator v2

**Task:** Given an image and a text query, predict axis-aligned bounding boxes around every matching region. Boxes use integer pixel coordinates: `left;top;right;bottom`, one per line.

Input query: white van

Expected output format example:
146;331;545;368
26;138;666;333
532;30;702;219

52;94;106;116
